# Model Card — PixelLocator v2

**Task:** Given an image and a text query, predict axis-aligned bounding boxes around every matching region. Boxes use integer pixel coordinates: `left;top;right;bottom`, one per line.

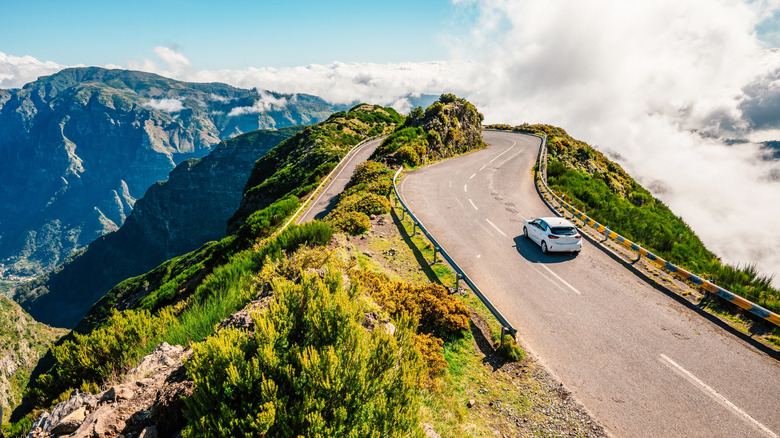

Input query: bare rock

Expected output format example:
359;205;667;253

125;342;186;382
26;390;97;438
49;406;87;436
101;384;135;403
27;342;192;438
468;399;477;408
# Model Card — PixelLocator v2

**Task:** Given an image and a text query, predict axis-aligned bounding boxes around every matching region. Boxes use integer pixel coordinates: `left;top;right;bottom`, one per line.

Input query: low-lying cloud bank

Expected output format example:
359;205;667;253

3;0;780;284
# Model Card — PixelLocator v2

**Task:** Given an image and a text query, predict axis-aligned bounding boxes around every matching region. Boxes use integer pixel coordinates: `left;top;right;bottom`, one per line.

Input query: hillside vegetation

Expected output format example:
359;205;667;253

8;98;606;437
8;104;404;427
489;123;780;318
14;126;304;329
0;297;65;419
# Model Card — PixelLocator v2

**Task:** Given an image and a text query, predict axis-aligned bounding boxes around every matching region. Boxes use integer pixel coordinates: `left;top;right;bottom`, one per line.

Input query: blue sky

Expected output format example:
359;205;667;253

3;0;780;281
1;0;469;69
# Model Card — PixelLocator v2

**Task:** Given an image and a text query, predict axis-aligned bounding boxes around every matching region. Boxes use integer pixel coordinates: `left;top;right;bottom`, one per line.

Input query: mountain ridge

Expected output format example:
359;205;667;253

0;67;341;283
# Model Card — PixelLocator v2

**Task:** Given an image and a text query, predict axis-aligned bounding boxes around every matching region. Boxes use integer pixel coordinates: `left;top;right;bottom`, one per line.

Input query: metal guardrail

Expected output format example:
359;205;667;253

392;167;517;337
530;131;780;328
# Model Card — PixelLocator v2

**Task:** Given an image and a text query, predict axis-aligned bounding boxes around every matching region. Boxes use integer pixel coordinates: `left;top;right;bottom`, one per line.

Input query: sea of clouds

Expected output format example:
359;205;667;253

2;0;780;284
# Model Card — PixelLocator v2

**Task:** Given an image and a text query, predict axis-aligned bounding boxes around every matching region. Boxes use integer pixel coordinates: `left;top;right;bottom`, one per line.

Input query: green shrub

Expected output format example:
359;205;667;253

395;145;420;167
415;332;447;378
51;307;176;389
183;271;424;438
327;210;371;235
237;195;300;242
351;270;470;337
338;192;391;217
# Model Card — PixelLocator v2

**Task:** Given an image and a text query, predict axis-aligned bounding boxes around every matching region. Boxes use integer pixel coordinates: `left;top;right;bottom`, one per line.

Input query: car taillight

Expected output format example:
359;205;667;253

575;234;581;238
548;234;559;239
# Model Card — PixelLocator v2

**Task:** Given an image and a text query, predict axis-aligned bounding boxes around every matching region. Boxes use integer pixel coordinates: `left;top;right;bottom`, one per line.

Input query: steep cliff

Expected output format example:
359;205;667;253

14;127;303;329
0;67;339;282
0;296;65;417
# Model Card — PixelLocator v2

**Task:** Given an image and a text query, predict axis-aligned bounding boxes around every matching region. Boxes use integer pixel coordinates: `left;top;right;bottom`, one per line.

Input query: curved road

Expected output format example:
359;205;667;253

297;137;382;223
398;131;780;438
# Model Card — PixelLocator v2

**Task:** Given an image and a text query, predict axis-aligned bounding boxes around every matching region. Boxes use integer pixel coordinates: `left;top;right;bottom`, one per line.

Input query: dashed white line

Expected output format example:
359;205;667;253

540;265;582;295
660;354;777;438
470;173;477;179
480;164;487;171
464;184;468;193
489;142;516;163
454;198;464;208
485;218;507;237
468;199;478;210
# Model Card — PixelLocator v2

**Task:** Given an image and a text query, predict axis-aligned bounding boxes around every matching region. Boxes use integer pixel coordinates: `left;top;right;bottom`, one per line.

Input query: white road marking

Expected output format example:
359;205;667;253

464;184;468;193
476;254;481;259
454;197;464;208
480;164;487;171
660;354;777;438
470;173;477;179
488;142;516;163
540;265;582;295
468;199;478;210
485;218;507;237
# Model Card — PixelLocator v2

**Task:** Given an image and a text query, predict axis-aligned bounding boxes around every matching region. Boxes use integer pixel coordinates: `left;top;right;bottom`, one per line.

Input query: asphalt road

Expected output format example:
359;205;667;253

296;137;382;224
398;130;780;438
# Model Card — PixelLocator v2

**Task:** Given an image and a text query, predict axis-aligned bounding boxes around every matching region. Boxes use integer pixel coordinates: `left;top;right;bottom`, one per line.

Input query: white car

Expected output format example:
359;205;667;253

523;217;582;254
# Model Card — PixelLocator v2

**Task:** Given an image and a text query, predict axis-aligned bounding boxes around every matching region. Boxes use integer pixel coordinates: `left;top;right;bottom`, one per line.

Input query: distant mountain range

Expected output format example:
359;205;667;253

14;126;303;328
0;67;342;282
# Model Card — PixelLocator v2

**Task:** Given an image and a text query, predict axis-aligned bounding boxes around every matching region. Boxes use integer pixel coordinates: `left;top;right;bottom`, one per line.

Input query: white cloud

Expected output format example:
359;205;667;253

227;92;288;116
144;98;185;112
450;0;780;284
4;3;780;284
0;51;68;88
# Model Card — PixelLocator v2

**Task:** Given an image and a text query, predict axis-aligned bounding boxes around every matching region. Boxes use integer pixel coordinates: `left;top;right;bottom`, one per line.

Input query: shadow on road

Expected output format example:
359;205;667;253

512;235;578;264
312;193;340;220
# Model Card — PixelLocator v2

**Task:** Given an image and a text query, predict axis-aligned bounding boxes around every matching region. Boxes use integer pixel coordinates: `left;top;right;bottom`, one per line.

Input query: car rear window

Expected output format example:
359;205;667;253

551;226;577;235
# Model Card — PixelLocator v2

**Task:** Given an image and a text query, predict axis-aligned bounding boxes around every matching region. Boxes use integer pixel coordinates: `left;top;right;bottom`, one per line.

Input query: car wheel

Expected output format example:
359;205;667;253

541;241;548;253
523;227;528;238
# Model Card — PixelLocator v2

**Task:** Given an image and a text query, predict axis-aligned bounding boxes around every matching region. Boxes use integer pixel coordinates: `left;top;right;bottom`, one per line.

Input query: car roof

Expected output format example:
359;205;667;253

537;217;576;227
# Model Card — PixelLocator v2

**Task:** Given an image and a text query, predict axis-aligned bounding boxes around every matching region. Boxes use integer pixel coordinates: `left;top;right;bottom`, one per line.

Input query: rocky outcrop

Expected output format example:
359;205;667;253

16;126;303;329
0;67;340;283
405;94;486;161
26;342;191;438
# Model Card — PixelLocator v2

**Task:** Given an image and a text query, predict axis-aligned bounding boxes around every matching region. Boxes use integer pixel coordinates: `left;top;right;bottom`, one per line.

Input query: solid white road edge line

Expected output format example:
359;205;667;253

659;354;777;438
540;265;582;295
469;199;479;210
485;218;507;237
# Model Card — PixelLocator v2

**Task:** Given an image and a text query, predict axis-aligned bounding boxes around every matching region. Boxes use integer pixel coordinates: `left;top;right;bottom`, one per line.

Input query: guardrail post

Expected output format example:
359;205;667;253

433;247;439;264
602;226;610;243
412;222;417;236
455;274;462;293
500;327;510;346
